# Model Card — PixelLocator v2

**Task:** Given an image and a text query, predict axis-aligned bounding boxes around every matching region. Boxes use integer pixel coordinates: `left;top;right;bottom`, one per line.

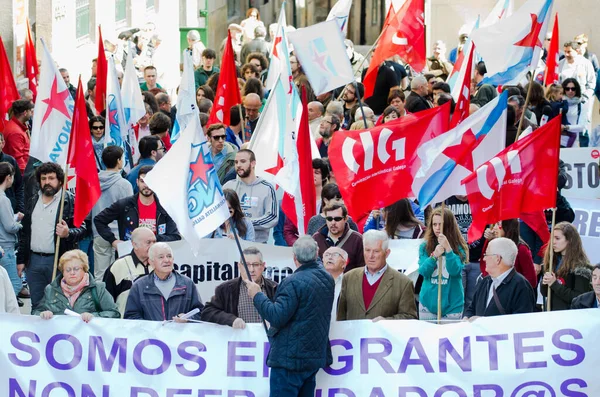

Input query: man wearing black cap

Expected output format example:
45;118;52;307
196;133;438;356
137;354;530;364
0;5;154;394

3;100;34;173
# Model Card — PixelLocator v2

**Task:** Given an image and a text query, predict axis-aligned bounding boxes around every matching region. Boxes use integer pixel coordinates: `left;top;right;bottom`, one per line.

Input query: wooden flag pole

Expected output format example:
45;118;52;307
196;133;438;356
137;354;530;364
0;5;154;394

546;208;557;312
514;69;536;142
437;203;445;324
51;172;69;281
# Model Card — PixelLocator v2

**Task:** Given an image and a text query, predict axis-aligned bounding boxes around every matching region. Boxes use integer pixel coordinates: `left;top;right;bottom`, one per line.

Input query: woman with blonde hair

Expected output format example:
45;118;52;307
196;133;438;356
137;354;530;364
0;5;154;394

418;207;468;321
34;250;120;321
541;222;593;310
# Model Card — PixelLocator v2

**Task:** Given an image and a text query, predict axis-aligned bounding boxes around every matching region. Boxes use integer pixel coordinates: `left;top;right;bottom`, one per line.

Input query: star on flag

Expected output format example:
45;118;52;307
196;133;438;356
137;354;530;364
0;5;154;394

41;78;71;124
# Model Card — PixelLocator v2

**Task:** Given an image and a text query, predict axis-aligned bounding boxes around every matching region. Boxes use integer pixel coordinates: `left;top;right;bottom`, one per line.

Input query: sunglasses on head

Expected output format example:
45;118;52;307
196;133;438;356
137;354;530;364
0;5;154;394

326;216;344;222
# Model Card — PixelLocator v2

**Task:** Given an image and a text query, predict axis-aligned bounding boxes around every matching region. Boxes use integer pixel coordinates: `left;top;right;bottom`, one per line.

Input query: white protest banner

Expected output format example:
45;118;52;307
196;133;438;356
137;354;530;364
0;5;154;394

569;196;600;262
118;238;422;302
2;309;599;396
560;148;600;199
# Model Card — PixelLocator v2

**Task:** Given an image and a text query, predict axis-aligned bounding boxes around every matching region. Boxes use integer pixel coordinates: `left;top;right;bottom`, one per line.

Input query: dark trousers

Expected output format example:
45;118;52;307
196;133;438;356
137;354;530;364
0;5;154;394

27;253;55;311
270;368;318;397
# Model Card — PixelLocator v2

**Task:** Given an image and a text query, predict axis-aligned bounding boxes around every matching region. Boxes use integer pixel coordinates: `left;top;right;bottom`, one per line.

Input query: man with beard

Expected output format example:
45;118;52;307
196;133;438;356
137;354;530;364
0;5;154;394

316;115;341;158
94;165;180;251
17;162;89;310
341;83;364;130
223;149;278;243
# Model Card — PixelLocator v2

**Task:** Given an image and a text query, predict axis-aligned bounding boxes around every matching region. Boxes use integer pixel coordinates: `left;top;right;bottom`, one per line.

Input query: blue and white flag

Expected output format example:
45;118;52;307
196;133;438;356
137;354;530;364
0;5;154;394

470;0;553;86
144;109;229;253
481;0;514;27
326;0;353;36
106;57;133;170
121;50;145;164
287;20;355;97
412;92;508;208
171;50;197;145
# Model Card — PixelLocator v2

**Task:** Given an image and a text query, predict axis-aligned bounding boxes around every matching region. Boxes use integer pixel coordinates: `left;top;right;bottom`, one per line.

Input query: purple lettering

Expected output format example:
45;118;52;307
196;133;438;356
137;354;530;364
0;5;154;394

434;386;467;397
398;337;434;374
328;389;356;396
360;338;394;374
9;331;40;367
398;387;427;397
42;382;75;397
88;336;127;373
9;378;36;397
572;210;588;236
514;331;547;369
176;341;207;377
166;390;192;397
475;334;508;371
46;334;82;370
228;392;255;397
263;342;270;378
561;378;588;397
324;339;353;376
369;387;385;397
130;387;158;397
589;212;600;237
198;391;222;396
227;341;257;377
82;384;110;397
552;329;585;366
473;384;503;397
133;339;171;375
439;337;471;373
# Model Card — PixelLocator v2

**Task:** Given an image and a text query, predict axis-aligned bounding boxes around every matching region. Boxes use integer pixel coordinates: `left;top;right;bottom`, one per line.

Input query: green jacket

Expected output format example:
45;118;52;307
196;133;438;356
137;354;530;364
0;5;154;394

418;242;465;316
33;273;120;318
194;66;220;90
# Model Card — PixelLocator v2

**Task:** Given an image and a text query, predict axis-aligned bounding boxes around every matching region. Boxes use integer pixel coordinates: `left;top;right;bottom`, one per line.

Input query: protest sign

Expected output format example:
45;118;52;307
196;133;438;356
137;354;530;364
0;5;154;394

569;196;600;262
560;148;600;200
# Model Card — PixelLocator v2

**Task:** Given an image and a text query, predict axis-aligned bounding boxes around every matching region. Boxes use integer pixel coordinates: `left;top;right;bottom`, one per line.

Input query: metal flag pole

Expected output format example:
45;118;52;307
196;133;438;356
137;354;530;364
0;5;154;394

437;203;445;324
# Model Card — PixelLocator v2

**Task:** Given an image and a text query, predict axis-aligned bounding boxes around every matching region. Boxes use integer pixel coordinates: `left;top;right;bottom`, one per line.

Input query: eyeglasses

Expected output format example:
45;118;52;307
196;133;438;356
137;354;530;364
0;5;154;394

326;216;344;222
483;253;502;259
91;125;104;130
323;252;343;259
247;262;263;268
64;266;82;273
212;135;226;140
157;146;166;152
564;87;576;92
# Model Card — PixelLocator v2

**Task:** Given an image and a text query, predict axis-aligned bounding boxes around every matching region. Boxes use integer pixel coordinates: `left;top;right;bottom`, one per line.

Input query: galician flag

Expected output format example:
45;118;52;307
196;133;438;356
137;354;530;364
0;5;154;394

287;20;355;97
326;0;353;36
106;56;133;170
29;40;74;167
265;5;293;93
481;0;514;27
144;106;229;253
171;50;197;145
121;49;145;164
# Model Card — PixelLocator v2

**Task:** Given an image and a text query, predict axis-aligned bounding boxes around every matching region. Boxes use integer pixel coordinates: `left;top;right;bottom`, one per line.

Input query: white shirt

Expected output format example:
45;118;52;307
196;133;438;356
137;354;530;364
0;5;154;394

486;268;513;307
365;264;388;286
0;266;19;314
331;273;343;321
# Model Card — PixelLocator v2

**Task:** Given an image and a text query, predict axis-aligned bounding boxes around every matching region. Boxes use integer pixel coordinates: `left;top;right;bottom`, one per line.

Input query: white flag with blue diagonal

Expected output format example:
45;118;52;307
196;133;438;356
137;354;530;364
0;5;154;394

287;20;354;96
171;50;197;145
326;0;353;36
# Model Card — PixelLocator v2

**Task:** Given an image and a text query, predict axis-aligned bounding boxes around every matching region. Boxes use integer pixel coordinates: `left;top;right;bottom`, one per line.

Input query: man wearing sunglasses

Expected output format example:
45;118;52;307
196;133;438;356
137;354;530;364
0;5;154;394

312;203;364;272
206;123;237;176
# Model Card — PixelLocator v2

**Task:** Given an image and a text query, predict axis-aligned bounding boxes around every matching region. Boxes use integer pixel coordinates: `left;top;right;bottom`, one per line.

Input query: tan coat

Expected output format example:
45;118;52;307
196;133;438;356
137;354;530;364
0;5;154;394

337;266;417;321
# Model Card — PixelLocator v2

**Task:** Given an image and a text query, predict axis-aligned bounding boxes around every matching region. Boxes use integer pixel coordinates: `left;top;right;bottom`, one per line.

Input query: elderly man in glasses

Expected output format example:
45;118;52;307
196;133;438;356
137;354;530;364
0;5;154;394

464;237;535;321
323;247;348;321
312;203;364;272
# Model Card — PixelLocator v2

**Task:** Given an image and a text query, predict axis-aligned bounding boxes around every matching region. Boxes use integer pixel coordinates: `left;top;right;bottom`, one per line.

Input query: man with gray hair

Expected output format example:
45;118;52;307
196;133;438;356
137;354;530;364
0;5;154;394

325;100;344;121
308;101;324;139
240;25;270;66
323;247;348;321
124;242;203;321
464;237;535;320
202;246;277;328
245;235;334;396
337;230;417;321
405;75;433;113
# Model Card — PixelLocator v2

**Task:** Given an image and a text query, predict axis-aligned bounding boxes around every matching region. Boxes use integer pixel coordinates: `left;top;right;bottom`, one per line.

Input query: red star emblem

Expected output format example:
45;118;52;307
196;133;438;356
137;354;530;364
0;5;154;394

514;14;543;48
272;36;282;58
41;78;71;124
265;155;284;177
189;148;214;186
442;129;485;172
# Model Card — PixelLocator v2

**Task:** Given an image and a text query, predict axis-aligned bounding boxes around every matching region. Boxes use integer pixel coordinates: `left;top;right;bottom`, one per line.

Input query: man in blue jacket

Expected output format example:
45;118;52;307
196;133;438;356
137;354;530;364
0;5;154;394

245;235;334;396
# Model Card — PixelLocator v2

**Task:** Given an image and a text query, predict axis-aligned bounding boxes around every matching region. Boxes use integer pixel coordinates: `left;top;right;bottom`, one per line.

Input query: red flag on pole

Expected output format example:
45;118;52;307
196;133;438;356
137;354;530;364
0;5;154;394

24;19;39;101
450;43;474;128
95;26;108;114
208;31;242;126
0;37;19;131
281;87;317;234
544;14;559;87
462;116;561;243
363;0;426;98
68;77;101;227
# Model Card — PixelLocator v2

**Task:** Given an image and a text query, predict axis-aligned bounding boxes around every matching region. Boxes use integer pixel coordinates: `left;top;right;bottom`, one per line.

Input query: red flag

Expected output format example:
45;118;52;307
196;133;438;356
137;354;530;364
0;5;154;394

208;31;242;126
450;43;474;128
95;26;108;114
329;104;450;220
462;116;561;243
0;37;19;131
281;87;317;234
68;77;101;227
363;0;426;98
24;19;39;101
544;14;559;87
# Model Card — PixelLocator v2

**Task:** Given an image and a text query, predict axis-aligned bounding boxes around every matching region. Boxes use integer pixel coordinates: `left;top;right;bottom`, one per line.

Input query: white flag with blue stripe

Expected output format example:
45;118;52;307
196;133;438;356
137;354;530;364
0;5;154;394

121;50;145;164
326;0;353;36
171;50;197;145
106;57;133;171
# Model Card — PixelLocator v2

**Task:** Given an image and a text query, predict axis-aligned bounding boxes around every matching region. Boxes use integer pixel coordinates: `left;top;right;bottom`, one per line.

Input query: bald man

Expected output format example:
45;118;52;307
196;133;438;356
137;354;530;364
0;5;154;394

308;101;324;139
103;227;157;316
243;93;262;141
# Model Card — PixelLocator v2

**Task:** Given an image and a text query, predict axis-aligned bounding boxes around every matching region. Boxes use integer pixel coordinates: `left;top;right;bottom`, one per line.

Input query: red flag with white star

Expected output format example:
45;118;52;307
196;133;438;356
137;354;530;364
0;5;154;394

0;37;19;130
29;40;74;167
95;26;108;114
68;78;101;227
24;18;39;101
208;31;241;126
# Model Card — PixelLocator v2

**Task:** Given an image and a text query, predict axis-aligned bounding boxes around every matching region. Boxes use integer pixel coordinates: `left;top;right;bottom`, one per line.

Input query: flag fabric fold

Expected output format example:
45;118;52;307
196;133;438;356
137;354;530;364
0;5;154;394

24;19;39;101
68;78;101;227
544;14;559;86
172;50;198;144
462;115;561;242
0;37;19;130
29;40;74;167
265;6;291;92
287;20;355;97
121;49;145;164
95;26;108;114
326;0;353;36
481;0;514;27
412;91;508;208
106;57;132;170
208;31;242;127
450;42;475;128
328;104;450;220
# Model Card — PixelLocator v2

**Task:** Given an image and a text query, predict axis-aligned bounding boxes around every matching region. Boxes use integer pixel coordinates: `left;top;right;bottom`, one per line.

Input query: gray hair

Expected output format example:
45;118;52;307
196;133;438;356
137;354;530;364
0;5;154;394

308;101;324;115
355;106;375;122
187;30;200;41
363;230;389;251
411;75;428;90
488;238;518;267
148;242;173;261
242;246;263;262
326;100;344;120
293;236;319;264
254;26;267;38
